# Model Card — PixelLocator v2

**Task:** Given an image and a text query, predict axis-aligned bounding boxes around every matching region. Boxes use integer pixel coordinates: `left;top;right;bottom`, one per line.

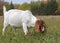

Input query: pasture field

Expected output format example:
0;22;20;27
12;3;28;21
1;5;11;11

0;16;60;43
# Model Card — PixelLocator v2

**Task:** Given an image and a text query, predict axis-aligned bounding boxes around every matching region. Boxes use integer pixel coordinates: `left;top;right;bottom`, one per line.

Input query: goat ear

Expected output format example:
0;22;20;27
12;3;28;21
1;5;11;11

35;20;40;32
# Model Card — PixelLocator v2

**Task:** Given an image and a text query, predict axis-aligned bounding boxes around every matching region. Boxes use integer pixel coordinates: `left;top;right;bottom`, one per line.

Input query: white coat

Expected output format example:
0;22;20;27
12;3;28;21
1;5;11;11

2;6;37;35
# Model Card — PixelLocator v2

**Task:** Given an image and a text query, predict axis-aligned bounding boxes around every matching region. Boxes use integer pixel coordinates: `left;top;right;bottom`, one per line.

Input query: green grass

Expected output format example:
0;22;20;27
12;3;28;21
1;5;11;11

0;16;60;43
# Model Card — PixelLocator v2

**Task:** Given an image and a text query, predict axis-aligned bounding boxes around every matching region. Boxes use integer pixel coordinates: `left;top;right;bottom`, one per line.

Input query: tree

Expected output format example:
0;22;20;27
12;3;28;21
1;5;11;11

40;0;58;15
4;2;10;11
46;0;58;15
10;1;14;9
0;0;4;15
18;3;30;10
30;1;40;15
39;1;45;15
30;0;58;15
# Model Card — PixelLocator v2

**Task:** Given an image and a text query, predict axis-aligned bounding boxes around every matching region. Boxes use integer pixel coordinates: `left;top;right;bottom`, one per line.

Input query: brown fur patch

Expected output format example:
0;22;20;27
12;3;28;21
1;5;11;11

35;19;45;32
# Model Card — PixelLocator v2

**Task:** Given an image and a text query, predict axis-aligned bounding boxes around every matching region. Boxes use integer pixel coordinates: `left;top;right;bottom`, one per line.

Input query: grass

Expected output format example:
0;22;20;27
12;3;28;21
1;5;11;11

0;16;60;43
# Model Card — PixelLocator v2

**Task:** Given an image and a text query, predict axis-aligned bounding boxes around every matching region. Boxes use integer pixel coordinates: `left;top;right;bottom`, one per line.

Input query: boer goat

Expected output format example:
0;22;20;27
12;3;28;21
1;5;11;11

2;6;46;35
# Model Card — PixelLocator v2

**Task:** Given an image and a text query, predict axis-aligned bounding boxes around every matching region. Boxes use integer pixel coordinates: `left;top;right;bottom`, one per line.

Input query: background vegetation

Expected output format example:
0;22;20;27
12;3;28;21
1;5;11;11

0;0;60;15
3;0;60;15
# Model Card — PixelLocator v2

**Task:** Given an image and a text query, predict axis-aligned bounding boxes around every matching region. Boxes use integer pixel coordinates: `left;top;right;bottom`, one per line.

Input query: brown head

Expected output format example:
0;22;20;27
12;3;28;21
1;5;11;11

35;19;45;33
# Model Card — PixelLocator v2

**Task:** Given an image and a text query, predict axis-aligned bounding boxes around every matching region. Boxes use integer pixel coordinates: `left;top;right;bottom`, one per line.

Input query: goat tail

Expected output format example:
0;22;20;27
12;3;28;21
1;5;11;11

3;6;6;15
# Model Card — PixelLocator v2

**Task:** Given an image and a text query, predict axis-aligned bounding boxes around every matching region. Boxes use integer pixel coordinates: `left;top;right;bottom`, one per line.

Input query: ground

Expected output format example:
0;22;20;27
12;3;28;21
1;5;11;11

0;16;60;43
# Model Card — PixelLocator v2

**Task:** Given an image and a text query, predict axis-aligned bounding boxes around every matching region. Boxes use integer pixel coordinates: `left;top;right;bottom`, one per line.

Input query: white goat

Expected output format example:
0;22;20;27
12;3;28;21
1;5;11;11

2;6;45;35
2;6;37;35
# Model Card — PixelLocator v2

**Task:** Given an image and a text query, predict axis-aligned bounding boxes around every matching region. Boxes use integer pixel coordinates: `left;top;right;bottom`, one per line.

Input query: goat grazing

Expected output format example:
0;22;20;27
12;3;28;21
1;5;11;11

2;6;46;35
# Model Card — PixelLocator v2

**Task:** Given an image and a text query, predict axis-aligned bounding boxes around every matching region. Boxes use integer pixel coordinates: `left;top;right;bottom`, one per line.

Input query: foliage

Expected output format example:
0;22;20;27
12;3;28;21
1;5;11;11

30;0;58;15
46;0;58;15
30;1;41;15
4;0;59;15
18;3;30;10
14;4;20;9
4;2;10;11
56;0;60;15
10;1;14;9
